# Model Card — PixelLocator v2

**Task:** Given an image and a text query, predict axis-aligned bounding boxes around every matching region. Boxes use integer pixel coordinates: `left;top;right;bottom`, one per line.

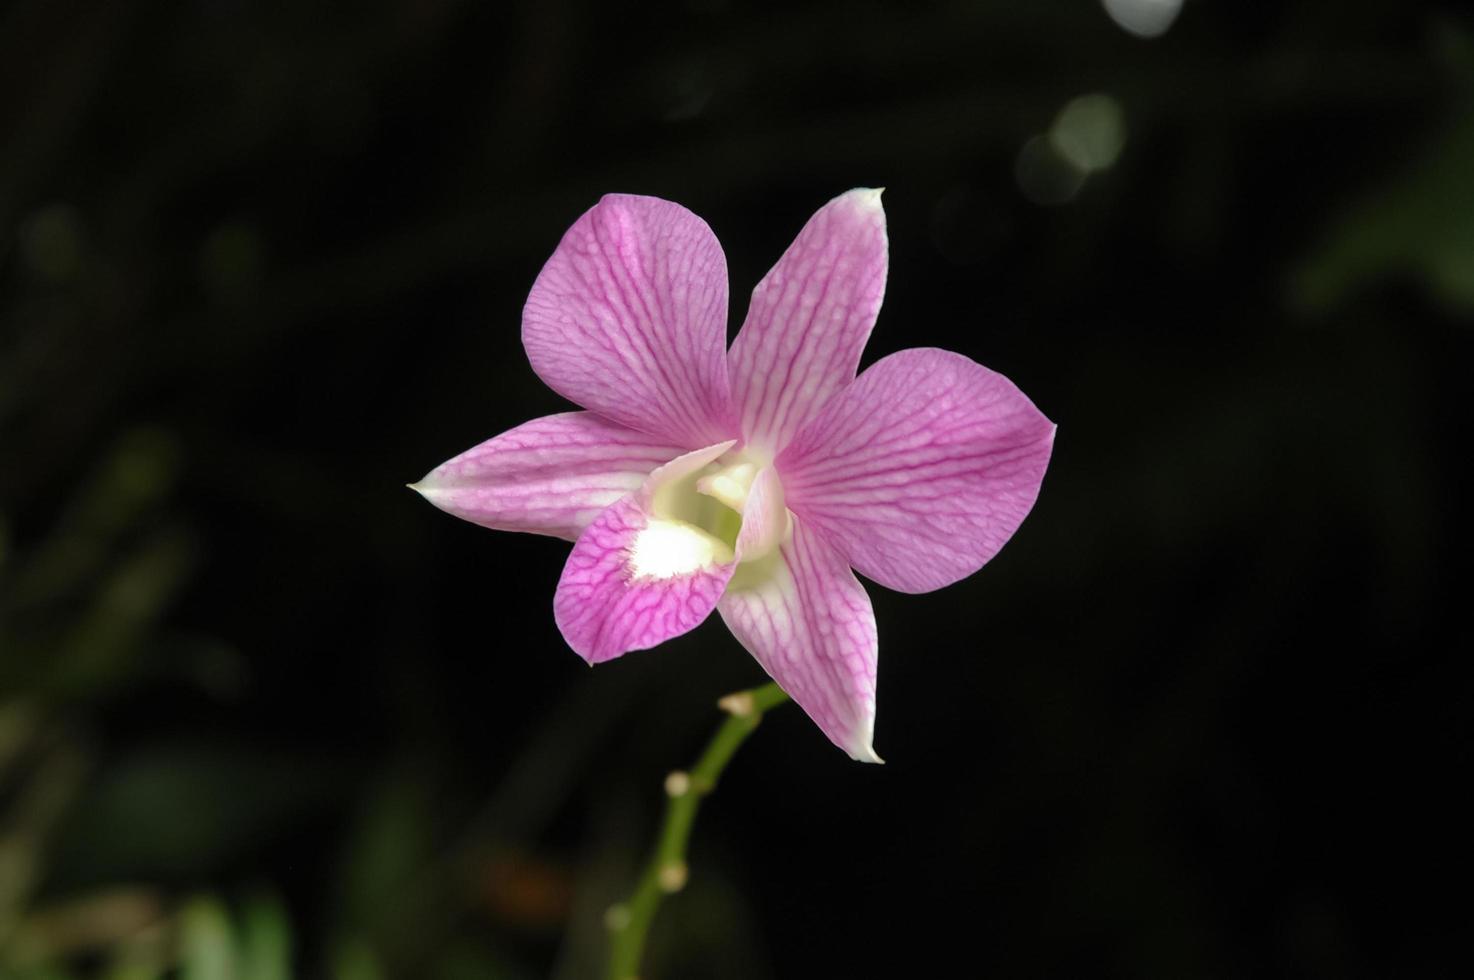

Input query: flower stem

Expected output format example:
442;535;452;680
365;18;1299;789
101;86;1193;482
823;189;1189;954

605;681;790;980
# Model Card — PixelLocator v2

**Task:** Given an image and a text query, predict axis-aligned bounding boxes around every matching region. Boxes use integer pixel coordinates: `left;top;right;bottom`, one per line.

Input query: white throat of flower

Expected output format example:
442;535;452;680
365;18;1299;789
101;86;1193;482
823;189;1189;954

628;451;787;581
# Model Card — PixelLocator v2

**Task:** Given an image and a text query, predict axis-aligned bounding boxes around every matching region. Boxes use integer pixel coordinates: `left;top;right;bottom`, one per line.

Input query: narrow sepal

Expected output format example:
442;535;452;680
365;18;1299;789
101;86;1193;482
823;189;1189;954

413;412;686;541
719;518;881;762
727;188;888;455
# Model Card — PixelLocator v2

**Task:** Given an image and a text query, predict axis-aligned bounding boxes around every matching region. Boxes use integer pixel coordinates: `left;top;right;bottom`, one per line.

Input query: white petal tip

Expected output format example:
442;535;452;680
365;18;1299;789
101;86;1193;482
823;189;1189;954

850;187;886;209
850;741;885;765
408;479;448;505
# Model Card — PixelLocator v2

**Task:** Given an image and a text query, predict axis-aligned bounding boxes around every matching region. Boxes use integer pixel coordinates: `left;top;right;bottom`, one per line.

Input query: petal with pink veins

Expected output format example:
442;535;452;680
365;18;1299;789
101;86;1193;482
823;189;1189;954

779;348;1055;595
412;412;687;541
727;188;888;456
522;195;735;448
719;518;880;762
555;441;740;664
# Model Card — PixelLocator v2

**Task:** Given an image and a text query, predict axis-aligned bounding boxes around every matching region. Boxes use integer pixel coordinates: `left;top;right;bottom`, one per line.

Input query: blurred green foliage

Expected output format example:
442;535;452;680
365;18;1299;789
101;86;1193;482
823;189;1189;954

1295;64;1474;310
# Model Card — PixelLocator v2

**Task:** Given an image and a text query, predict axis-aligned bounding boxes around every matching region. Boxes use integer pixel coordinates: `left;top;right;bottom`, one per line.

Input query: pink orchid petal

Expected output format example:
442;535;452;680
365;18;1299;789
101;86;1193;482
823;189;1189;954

778;348;1056;594
719;518;880;762
412;412;686;542
522;194;735;448
555;441;737;664
727;188;888;456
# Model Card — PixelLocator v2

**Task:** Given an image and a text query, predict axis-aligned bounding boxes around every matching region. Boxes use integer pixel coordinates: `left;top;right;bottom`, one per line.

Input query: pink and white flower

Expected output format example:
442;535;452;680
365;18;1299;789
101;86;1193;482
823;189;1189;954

413;189;1055;761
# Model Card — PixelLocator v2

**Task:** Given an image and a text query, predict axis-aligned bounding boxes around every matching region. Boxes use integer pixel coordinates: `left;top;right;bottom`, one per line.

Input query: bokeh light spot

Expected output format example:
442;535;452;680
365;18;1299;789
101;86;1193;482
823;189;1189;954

1049;93;1127;174
1101;0;1183;40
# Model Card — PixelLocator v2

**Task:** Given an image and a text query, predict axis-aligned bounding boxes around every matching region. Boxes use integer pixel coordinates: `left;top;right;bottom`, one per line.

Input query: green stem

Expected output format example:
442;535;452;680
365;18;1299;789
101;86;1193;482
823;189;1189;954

605;681;790;980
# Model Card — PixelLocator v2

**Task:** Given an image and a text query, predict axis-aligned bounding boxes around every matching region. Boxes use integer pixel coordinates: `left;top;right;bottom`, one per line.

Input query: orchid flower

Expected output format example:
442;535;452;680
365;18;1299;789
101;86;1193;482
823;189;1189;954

413;189;1055;762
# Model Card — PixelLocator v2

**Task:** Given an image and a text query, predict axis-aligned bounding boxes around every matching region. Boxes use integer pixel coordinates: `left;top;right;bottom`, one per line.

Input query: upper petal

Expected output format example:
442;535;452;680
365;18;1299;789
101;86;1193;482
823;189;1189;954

411;412;687;542
554;441;737;663
719;517;880;762
778;348;1055;594
726;188;888;456
522;194;736;448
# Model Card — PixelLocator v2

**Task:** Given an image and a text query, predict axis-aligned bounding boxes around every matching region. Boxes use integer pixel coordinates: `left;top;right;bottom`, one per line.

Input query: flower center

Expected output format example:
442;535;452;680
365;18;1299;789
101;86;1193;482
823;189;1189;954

630;452;786;580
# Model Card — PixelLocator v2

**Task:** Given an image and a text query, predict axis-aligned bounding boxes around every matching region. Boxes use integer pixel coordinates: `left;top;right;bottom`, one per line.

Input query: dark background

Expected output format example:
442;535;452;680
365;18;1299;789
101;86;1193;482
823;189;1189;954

1;1;1469;977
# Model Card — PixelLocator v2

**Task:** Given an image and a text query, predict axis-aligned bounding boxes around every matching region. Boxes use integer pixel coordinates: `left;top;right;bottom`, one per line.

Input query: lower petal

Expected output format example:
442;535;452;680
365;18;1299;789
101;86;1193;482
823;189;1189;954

555;441;737;663
719;518;881;762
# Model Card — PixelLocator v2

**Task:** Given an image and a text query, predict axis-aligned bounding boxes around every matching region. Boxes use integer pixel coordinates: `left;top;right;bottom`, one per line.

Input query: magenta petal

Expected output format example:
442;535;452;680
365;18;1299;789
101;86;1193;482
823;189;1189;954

412;412;687;541
522;194;736;448
719;518;880;762
779;348;1055;594
554;441;737;664
727;188;888;455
